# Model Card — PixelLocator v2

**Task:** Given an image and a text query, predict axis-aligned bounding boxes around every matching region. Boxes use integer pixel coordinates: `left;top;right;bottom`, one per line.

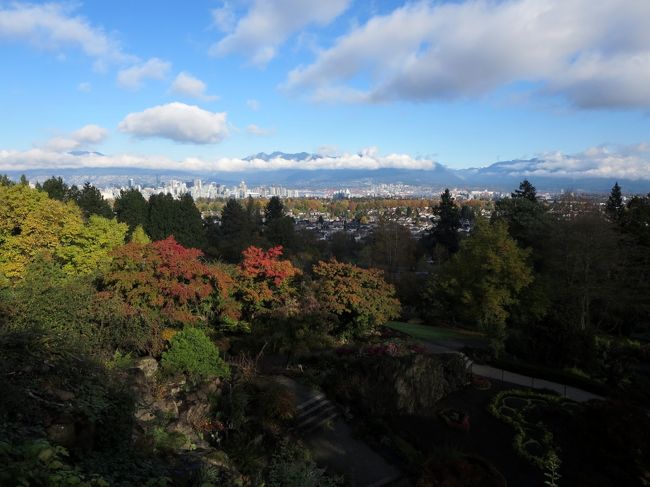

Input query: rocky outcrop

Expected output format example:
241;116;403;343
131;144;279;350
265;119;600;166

324;352;468;416
126;357;224;452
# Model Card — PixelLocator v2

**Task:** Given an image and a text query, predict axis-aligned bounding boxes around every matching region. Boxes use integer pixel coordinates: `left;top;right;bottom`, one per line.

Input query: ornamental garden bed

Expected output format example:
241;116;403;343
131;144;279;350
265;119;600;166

488;389;578;469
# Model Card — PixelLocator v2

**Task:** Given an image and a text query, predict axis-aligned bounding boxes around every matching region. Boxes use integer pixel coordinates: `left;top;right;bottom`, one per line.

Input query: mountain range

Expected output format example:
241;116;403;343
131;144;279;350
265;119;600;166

5;152;650;194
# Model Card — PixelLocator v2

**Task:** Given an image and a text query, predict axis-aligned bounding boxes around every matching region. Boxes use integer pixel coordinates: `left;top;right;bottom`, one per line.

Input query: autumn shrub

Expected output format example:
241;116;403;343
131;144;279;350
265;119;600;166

312;260;401;339
161;327;230;382
91;290;163;355
253;381;296;435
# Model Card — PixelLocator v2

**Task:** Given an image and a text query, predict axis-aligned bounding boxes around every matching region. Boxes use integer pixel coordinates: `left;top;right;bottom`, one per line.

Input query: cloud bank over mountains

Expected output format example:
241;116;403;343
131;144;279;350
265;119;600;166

1;142;649;185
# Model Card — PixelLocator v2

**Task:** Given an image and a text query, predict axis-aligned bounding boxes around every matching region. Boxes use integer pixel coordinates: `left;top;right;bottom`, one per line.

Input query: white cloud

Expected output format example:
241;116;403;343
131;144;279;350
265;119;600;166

0;145;437;172
72;124;108;144
3;143;650;180
212;3;236;32
511;144;650;180
246;124;275;136
77;81;91;92
246;99;261;110
41;124;108;152
170;72;218;101
0;3;132;66
117;58;171;90
118;102;229;144
210;0;351;66
285;0;650;109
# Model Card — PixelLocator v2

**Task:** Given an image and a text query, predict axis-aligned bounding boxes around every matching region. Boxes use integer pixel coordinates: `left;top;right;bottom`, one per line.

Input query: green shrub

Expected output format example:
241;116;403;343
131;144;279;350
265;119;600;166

0;438;109;487
266;442;341;487
161;327;230;382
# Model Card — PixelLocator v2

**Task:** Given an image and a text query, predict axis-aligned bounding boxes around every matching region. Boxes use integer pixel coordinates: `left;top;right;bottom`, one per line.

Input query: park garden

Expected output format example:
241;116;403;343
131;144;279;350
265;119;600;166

1;177;649;486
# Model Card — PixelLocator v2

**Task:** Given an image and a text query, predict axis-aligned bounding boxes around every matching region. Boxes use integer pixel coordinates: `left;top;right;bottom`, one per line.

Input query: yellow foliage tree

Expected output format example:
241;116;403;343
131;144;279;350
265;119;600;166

0;184;126;282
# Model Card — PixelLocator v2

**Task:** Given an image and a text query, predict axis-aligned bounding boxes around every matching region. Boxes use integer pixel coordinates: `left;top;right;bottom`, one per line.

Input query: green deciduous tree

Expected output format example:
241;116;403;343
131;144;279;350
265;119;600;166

0;184;126;281
366;220;420;273
1;255;95;344
425;219;533;355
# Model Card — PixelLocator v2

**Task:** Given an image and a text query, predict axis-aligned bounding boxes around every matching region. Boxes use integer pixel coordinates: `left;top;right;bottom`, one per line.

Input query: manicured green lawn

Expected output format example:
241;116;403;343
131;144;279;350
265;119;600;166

385;321;485;344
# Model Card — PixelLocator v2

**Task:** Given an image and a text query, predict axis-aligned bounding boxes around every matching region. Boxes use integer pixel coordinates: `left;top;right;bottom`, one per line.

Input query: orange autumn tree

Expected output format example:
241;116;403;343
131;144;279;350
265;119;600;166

95;236;231;354
236;245;301;323
312;260;401;338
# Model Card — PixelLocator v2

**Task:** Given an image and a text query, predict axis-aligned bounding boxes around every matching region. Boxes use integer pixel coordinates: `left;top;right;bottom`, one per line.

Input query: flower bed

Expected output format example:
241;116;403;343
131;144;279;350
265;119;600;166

336;339;428;358
438;408;470;432
470;374;492;390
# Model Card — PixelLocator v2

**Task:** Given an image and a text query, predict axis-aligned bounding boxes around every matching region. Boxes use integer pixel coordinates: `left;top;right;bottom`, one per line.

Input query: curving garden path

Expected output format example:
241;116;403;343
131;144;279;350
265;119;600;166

389;323;604;402
468;362;603;402
272;375;412;487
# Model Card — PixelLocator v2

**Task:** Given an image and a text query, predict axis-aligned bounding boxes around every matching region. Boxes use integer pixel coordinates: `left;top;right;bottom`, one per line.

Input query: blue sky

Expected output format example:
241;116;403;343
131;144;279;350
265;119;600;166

1;0;650;179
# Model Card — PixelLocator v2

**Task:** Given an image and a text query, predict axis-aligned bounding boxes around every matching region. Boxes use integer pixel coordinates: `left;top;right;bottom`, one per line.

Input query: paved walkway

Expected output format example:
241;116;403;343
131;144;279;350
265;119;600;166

273;376;411;487
469;362;603;402
416;342;604;402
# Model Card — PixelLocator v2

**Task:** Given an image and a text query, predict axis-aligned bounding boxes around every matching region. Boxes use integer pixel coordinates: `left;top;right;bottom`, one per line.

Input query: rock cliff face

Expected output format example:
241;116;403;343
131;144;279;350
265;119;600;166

324;352;468;416
124;357;243;484
127;357;217;451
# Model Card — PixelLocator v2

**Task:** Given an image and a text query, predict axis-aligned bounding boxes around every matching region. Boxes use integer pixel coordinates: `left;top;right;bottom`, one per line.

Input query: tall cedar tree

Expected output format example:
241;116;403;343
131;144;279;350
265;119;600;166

618;194;650;331
492;180;549;255
146;193;178;241
177;194;207;249
605;182;624;221
145;193;205;249
264;196;296;249
215;199;256;262
114;188;149;234
0;174;13;186
77;182;113;219
512;179;537;201
265;196;284;221
430;188;461;255
37;176;80;202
